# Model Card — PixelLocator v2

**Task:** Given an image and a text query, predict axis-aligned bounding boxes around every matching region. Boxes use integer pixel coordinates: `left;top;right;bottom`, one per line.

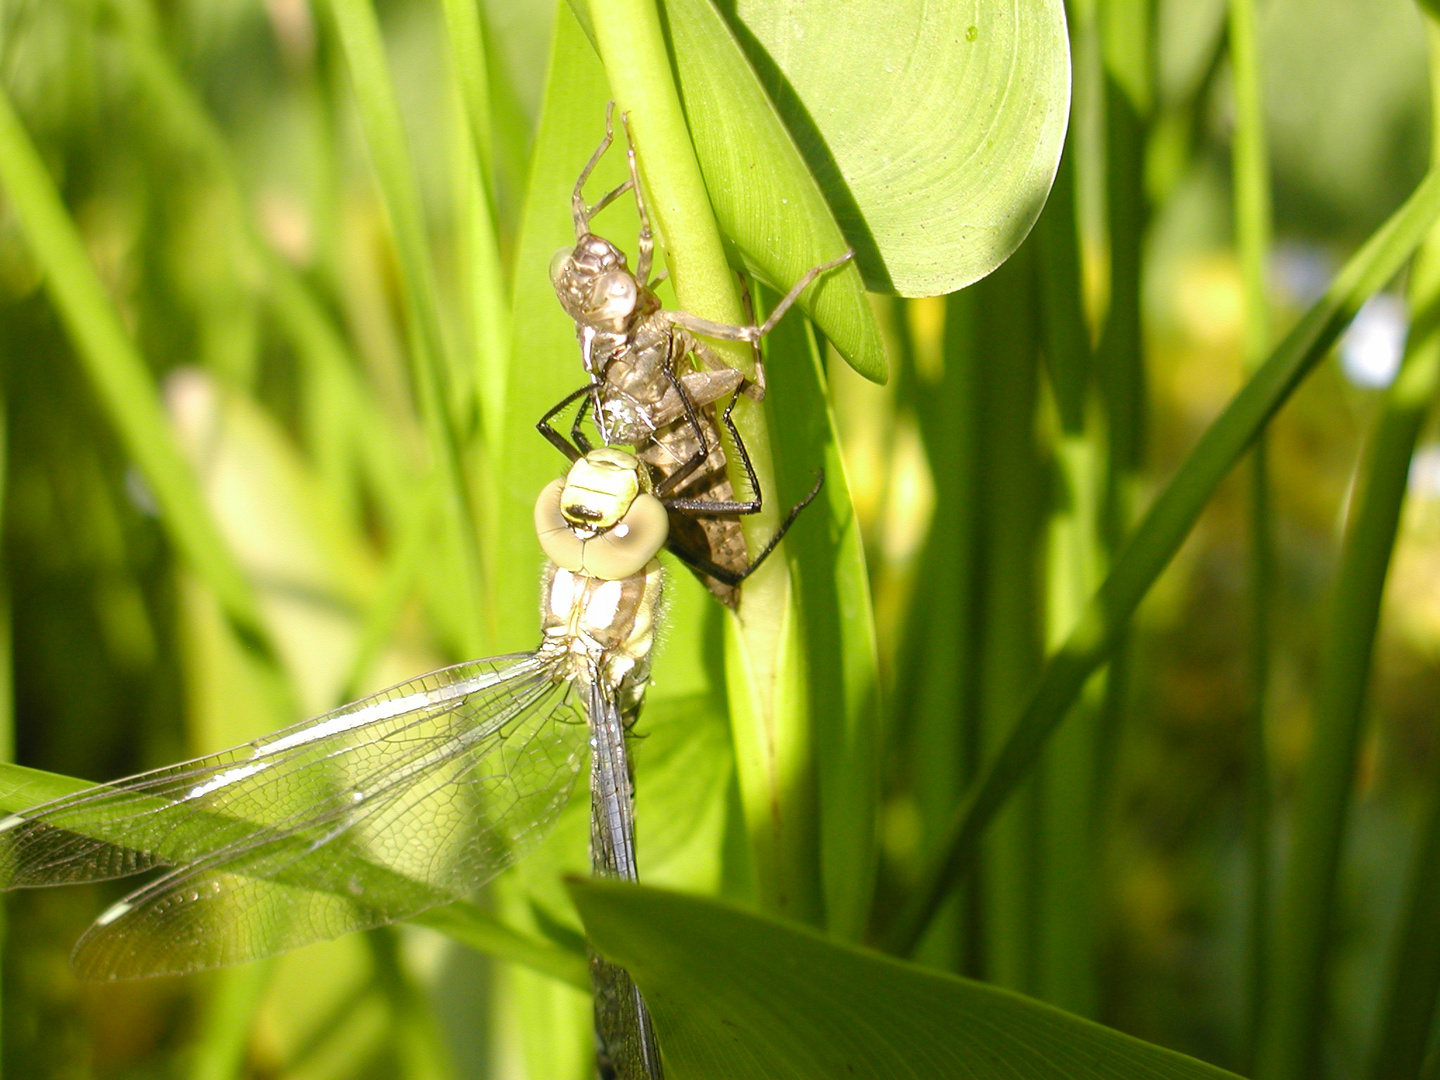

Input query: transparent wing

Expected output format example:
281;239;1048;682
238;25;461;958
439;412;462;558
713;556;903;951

0;654;589;978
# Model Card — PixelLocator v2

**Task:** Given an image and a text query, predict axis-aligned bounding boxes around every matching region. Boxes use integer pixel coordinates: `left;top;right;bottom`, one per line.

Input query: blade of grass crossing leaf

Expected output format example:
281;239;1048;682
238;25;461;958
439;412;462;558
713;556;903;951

885;161;1440;956
759;296;880;941
587;0;823;922
323;0;487;658
1227;0;1276;1063
1256;20;1440;1079
0;86;275;660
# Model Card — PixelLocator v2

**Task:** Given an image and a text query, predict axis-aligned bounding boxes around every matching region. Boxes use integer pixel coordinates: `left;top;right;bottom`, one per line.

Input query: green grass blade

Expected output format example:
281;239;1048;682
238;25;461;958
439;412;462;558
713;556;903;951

1227;0;1276;1063
1369;780;1440;1080
761;303;881;941
885;159;1440;957
0;85;273;657
1256;19;1440;1077
323;0;487;657
188;963;275;1080
1035;137;1104;1015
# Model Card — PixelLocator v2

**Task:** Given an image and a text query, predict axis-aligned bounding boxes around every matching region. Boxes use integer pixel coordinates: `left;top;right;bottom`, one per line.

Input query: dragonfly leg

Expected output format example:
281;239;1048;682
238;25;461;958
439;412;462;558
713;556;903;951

571;391;596;455
651;363;715;500
662;250;855;344
659;389;763;514
619;111;655;287
667;471;824;587
537;383;595;462
574;103;633;236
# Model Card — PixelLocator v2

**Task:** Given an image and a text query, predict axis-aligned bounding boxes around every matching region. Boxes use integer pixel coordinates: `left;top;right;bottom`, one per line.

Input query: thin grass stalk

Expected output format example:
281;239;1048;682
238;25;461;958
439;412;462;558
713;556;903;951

1093;0;1152;936
587;0;821;922
187;961;274;1080
1228;0;1276;1063
0;85;281;666
1370;772;1440;1079
440;0;511;445
109;0;417;544
1257;18;1440;1078
368;929;457;1080
323;0;488;659
1262;193;1440;1080
896;290;985;972
884;160;1440;956
1036;141;1104;1016
975;245;1045;991
1256;262;1440;1080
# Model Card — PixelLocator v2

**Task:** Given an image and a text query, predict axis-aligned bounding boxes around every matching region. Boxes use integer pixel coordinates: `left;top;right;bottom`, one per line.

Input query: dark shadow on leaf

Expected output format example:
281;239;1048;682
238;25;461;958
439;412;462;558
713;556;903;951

705;0;894;293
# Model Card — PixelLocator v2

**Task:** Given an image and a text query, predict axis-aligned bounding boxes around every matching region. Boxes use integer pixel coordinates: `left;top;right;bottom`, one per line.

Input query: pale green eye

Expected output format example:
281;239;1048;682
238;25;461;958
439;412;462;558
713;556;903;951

581;492;668;579
535;479;585;571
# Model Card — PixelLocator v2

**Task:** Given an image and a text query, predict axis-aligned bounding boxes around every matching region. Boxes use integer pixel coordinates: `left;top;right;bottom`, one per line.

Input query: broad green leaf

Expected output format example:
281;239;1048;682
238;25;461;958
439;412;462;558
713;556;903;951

569;879;1241;1079
660;0;885;382
568;0;886;383
719;0;1070;298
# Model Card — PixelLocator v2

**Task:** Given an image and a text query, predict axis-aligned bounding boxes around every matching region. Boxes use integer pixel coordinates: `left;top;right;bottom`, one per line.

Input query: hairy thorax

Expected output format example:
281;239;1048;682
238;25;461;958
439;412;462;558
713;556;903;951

539;561;662;710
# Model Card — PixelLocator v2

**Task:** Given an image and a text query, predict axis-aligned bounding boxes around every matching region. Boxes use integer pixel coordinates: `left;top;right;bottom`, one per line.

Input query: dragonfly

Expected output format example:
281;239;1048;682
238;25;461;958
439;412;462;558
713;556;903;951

0;447;670;1079
542;104;850;606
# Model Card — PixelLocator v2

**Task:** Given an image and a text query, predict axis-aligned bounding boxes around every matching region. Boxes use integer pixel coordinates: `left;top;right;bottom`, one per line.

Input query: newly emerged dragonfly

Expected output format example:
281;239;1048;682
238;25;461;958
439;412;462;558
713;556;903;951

0;448;669;1079
543;105;850;606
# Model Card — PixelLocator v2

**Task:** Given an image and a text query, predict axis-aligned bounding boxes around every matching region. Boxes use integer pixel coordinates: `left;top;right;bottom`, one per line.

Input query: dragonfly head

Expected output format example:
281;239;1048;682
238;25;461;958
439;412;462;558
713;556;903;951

551;237;638;332
535;448;668;580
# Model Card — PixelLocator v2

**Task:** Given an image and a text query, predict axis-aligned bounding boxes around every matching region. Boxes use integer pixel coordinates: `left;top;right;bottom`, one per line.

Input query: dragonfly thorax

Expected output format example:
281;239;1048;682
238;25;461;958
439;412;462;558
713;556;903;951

539;562;661;700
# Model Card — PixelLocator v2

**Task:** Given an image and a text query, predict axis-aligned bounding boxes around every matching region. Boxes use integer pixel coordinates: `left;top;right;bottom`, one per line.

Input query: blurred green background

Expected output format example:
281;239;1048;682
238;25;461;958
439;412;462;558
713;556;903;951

1;0;1439;1077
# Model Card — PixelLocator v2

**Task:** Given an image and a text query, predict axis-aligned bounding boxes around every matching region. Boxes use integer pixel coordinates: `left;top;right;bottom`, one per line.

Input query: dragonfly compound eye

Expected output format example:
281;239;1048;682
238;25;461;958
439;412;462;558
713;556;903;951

580;491;668;580
534;478;667;579
588;271;638;324
535;478;585;571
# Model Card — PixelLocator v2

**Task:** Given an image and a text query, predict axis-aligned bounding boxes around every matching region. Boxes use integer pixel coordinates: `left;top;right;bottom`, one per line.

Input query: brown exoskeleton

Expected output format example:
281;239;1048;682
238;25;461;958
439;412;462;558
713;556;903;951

540;105;851;606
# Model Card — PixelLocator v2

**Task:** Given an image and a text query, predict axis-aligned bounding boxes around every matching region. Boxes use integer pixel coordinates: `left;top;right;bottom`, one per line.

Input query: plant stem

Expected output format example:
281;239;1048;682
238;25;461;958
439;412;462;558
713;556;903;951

1257;14;1440;1080
587;0;821;922
1228;0;1275;1064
